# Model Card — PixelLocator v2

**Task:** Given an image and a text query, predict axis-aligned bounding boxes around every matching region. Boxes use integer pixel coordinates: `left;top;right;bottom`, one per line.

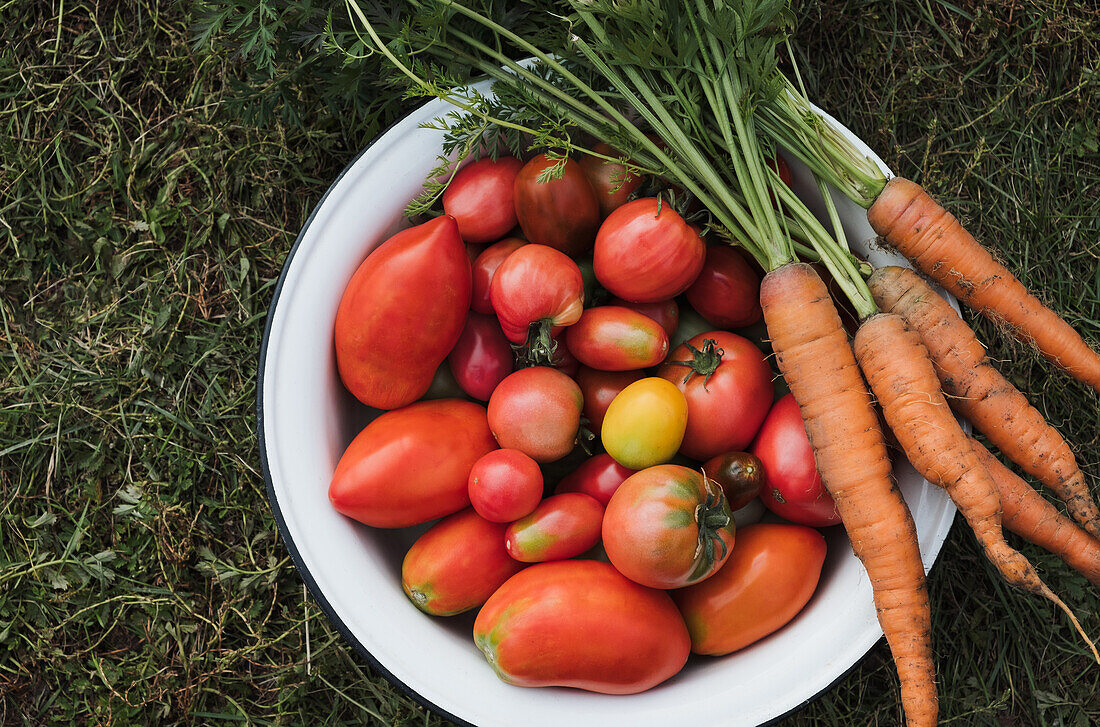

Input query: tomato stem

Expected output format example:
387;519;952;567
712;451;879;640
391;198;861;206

669;338;724;389
513;318;557;369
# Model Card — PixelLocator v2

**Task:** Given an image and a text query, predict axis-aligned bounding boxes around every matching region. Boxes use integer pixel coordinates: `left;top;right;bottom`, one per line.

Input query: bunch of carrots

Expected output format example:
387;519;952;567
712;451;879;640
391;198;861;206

347;0;1100;723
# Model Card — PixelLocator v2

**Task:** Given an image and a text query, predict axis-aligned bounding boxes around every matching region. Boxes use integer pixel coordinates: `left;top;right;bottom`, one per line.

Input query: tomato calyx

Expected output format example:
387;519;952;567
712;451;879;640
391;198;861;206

513;318;558;368
694;479;733;569
670;338;724;389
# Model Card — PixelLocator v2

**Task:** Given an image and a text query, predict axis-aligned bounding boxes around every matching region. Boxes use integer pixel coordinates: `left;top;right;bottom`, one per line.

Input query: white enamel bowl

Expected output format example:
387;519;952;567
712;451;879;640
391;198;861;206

257;81;958;726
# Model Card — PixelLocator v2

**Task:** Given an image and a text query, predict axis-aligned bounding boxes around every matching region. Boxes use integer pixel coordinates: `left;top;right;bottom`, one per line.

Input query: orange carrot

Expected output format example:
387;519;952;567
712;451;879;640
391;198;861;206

970;436;1100;588
867;177;1100;393
854;313;1097;661
868;265;1100;541
760;263;936;727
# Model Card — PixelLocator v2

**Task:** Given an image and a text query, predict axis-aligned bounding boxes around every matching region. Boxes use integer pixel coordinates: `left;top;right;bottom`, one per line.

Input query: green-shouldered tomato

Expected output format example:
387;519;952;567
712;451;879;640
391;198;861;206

601;377;687;470
564;306;669;371
504;493;604;562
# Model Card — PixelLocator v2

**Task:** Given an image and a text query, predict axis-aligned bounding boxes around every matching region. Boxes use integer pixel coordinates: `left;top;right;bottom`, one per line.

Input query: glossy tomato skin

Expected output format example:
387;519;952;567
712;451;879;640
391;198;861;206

608;297;679;336
468;449;544;523
448;312;513;401
603;464;735;589
490;244;585;343
505;493;604;562
442;156;525;244
555;453;636;506
513;154;601;257
471;238;525;314
672;522;827;655
593;198;705;303
575;367;644;433
334;215;471;409
564;306;670;371
487;367;583;463
601;378;688;470
329;399;497;528
657;331;774;461
401;509;526;616
577;142;644;218
701;451;765;511
473;560;691;694
751;393;842;526
685;245;763;329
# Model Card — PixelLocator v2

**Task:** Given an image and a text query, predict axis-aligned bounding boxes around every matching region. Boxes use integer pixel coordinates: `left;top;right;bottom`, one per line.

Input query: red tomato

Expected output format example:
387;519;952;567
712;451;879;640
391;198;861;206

473;560;690;694
550;333;580;378
470;238;526;314
448;312;514;401
442;156;525;244
656;332;774;461
487;367;583;463
577;142;644;218
751;393;842;526
575;366;644;432
701;451;765;511
334;215;470;409
684;245;763;329
554;453;635;506
468;449;544;523
593;198;705;303
328;399;497;528
564;306;670;371
401;509;526;616
505;493;604;562
489;244;585;345
513;154;601;257
602;464;735;589
672;523;827;655
608;297;679;336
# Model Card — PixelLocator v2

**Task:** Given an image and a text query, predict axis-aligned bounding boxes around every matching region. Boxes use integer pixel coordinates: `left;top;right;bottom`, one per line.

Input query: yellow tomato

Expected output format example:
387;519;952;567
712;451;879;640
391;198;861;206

601;377;688;469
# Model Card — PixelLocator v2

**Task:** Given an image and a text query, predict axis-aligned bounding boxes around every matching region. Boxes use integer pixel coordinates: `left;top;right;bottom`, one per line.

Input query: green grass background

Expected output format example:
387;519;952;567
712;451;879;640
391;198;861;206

2;1;1098;724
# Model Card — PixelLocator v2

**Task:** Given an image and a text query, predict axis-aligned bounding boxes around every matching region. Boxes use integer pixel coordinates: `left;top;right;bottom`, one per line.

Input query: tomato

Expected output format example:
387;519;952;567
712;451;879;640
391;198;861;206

602;464;735;589
564;306;669;371
473;560;690;694
593;198;705;303
334;215;470;409
489;244;585;353
656;331;774;461
577;142;644;218
468;449;544;523
672;523;827;655
684;245;763;329
601;377;688;470
608;297;679;336
447;312;513;401
401;509;526;616
470;238;526;315
750;393;842;526
442;156;525;244
701;451;765;511
554;453;636;506
549;333;580;377
329;399;497;528
575;367;644;433
513;154;601;257
505;493;604;562
487;367;583;463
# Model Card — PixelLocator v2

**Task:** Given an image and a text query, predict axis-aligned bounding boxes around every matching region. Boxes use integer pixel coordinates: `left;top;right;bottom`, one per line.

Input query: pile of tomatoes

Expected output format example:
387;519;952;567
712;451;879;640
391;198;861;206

328;150;845;694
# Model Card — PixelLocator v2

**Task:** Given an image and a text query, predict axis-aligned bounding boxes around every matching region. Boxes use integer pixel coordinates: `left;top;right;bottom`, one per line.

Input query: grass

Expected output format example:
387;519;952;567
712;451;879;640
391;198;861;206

1;0;1097;725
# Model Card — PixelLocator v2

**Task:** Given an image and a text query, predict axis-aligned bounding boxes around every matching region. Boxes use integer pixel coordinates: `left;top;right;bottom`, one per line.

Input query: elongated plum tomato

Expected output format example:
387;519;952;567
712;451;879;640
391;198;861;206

505;492;604;562
672;523;826;655
564;306;669;371
401;509;526;616
513;154;601;257
328;399;497;528
601;377;688;470
473;560;690;694
575;367;644;433
447;312;513;401
577;142;644;218
468;448;544;523
470;238;525;315
593;198;705;303
750;393;842;527
442;156;524;244
608;297;679;336
334;215;470;409
602;464;735;589
685;245;763;329
487;367;583;463
554;453;635;506
656;331;774;460
489;244;585;344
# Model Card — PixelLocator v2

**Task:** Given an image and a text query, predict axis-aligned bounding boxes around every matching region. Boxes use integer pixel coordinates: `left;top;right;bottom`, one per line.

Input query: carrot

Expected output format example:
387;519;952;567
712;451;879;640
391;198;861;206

866;177;1100;393
868;265;1100;541
970;436;1100;588
760;263;936;727
853;313;1098;662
